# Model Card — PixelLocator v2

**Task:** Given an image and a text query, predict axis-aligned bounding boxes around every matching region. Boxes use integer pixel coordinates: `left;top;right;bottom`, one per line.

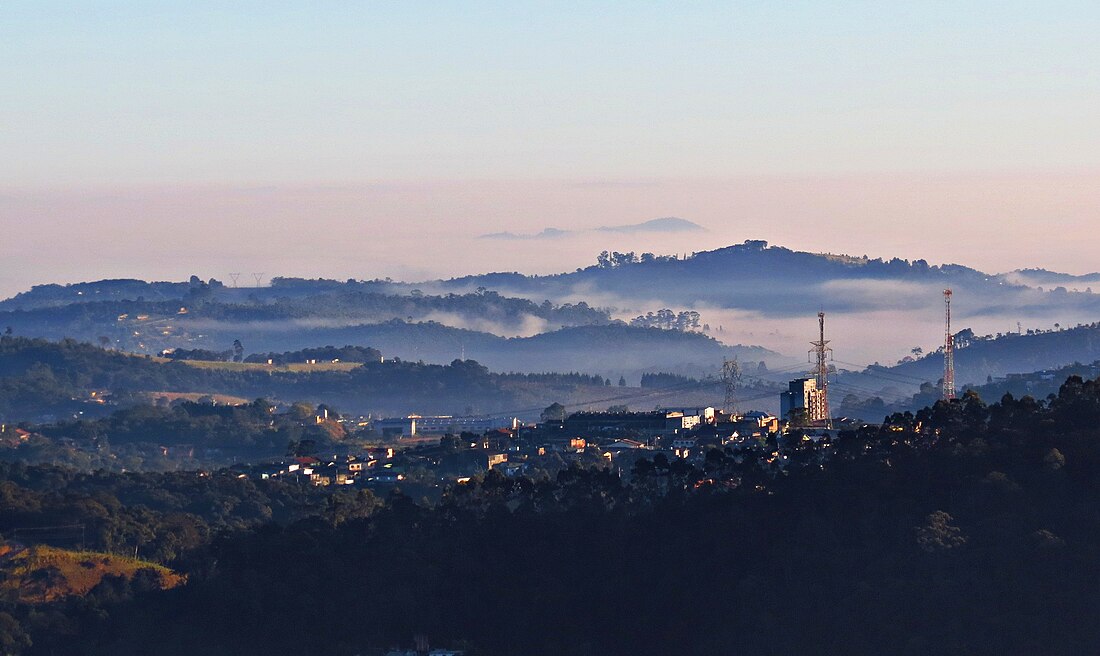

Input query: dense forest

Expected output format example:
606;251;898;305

1;376;1099;654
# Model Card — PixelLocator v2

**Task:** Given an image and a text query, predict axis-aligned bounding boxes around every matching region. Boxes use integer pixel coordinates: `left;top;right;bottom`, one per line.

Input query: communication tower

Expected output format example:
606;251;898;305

943;289;956;400
809;312;833;428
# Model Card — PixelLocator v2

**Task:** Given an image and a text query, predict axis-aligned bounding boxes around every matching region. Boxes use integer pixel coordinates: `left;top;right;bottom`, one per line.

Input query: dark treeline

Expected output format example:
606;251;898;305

36;399;342;450
0;462;375;563
3;377;1100;654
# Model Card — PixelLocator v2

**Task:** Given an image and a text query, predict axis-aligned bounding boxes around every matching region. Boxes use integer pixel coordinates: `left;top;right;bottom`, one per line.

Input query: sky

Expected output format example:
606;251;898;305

2;1;1099;299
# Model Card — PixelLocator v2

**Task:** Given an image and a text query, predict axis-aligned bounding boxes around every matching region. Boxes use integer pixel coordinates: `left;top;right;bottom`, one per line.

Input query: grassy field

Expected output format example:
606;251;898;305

152;357;363;373
0;543;185;604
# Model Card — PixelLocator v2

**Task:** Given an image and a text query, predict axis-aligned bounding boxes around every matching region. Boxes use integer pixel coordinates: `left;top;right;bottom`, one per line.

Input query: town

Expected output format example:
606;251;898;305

228;312;860;491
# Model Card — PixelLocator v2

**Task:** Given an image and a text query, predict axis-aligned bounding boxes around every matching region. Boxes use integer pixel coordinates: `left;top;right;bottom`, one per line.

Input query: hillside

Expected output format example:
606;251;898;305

0;279;610;331
0;543;183;604
0;281;777;376
870;322;1100;388
431;240;1100;318
0;337;750;424
0;300;777;379
14;375;1100;655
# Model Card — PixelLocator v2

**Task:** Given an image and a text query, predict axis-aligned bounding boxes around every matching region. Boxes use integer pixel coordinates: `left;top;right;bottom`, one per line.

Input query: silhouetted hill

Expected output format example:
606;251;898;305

431;240;1100;319
856;322;1100;390
997;268;1100;290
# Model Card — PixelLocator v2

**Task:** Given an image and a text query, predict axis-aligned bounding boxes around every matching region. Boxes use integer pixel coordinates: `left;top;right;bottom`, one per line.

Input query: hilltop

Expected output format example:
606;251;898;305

472;242;1093;316
0;543;183;604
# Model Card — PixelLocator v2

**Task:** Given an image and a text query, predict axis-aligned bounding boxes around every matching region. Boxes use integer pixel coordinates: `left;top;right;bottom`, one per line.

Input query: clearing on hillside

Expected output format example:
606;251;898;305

0;542;184;604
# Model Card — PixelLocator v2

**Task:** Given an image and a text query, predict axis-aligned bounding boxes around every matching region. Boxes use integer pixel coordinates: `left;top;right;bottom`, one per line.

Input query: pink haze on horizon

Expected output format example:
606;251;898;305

2;170;1098;301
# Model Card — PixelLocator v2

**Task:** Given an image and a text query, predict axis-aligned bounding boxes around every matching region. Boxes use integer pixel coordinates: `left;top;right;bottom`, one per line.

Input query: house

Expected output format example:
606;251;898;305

670;436;697;450
370;447;396;460
730;411;779;439
254;463;292;479
603;439;647;453
660;406;716;423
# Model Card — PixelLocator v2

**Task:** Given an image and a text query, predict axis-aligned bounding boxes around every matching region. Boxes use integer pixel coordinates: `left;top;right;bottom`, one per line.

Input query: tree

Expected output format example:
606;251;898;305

618;376;627;387
915;511;967;553
540;402;567;423
786;407;808;427
0;612;31;654
232;339;244;363
289;402;315;421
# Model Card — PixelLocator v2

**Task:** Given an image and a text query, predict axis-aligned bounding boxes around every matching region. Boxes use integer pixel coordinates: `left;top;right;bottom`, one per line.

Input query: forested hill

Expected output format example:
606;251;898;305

0;337;593;422
870;322;1100;387
431;240;1100;317
0;281;777;376
0;336;745;423
0;301;774;379
0;282;611;336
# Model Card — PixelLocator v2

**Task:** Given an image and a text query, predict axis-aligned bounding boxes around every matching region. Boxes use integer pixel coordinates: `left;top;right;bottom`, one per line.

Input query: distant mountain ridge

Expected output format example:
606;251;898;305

595;217;703;233
10;241;1097;320
480;216;703;240
425;240;1100;320
997;268;1100;289
6;240;1100;380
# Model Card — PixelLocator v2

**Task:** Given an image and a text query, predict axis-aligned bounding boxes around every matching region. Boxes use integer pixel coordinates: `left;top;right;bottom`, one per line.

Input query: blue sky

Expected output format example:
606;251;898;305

4;1;1098;185
1;1;1098;296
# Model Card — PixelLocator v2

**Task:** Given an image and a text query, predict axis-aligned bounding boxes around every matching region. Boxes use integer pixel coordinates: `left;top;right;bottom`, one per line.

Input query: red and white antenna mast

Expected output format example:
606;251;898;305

943;289;955;400
810;311;833;428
